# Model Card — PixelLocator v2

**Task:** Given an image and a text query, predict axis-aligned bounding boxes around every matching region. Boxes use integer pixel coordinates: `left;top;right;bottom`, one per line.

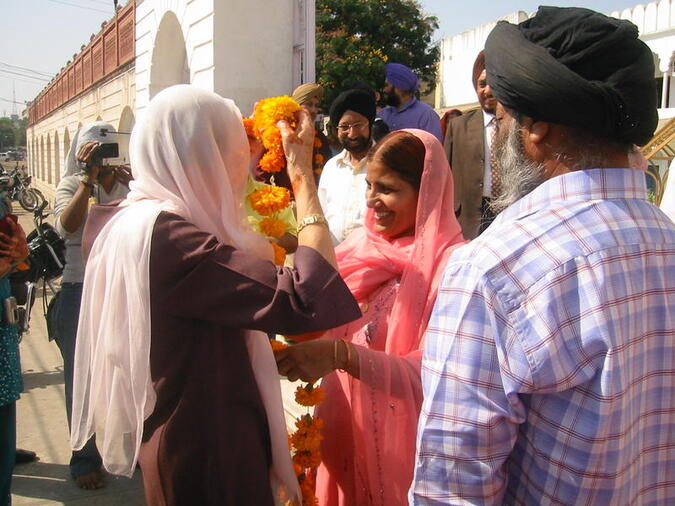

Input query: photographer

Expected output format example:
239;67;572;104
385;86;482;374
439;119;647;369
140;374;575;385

53;122;131;490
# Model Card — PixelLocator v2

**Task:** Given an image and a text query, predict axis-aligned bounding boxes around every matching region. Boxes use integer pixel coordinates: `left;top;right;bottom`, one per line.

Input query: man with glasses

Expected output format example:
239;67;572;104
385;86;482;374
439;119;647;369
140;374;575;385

318;89;376;244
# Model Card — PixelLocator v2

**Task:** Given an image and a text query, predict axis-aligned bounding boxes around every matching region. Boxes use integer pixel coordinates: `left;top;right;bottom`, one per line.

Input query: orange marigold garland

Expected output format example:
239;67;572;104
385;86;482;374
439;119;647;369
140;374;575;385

254;96;301;174
243;117;256;138
260;217;287;239
270;339;289;352
248;185;291;216
295;383;326;406
271;241;287;266
270;339;325;506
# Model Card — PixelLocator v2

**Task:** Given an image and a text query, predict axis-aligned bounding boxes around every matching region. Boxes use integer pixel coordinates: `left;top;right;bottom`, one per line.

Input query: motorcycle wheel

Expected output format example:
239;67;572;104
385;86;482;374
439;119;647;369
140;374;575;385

19;189;39;211
32;189;46;208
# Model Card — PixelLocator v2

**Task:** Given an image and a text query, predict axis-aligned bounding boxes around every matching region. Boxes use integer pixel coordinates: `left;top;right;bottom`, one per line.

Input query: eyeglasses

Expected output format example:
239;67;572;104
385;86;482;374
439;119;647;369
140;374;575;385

336;122;367;133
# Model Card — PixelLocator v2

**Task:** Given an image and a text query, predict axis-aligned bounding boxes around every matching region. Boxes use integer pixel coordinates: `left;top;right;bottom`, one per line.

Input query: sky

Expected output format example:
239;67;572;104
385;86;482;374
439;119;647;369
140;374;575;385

0;0;639;116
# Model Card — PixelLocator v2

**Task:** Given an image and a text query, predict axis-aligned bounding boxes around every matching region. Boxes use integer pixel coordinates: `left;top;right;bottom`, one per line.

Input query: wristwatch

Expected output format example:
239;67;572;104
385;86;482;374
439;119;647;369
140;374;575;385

296;214;328;233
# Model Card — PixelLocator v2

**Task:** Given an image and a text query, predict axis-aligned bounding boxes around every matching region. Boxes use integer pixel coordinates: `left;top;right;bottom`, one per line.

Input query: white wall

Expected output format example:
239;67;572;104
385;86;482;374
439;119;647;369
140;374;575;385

438;1;675;115
135;0;309;120
436;11;528;110
26;66;135;200
135;0;213;118
213;0;296;116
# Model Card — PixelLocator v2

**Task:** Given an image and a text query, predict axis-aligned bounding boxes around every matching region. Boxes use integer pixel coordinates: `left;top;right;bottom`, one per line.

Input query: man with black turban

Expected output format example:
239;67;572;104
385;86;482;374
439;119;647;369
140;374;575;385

318;89;376;244
412;7;675;505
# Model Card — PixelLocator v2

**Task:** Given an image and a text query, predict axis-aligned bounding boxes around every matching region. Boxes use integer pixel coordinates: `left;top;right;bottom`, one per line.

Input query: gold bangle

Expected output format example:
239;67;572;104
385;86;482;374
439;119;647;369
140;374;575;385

338;339;352;373
296;214;328;234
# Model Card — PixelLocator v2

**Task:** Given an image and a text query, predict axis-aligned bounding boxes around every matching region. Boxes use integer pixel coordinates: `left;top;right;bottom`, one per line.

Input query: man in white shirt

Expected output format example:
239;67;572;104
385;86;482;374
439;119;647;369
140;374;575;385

318;89;376;244
443;50;501;239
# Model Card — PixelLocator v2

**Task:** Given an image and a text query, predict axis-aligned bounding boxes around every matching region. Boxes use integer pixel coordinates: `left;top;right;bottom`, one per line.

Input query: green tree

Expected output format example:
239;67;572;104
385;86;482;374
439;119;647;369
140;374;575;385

13;118;27;148
0;118;15;150
316;0;439;109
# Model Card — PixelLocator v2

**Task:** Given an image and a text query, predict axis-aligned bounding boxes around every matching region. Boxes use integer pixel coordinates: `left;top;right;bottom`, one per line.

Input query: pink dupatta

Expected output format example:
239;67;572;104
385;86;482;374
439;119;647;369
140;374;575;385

315;129;466;505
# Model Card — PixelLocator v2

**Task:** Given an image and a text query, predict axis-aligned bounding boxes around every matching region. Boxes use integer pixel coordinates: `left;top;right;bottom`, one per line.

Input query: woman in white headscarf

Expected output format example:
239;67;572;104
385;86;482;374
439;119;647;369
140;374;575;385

53;121;131;489
71;85;359;506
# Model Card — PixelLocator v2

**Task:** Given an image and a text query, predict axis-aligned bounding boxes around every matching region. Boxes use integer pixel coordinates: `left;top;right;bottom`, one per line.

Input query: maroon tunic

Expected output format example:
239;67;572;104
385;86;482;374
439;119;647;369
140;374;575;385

82;206;360;506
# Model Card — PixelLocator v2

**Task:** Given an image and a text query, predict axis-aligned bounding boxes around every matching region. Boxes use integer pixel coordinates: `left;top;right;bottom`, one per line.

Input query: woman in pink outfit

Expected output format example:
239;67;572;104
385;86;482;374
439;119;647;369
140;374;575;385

275;129;465;505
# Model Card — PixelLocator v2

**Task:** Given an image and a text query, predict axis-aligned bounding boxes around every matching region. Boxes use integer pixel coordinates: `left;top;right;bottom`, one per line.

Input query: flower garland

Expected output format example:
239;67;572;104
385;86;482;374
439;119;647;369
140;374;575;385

254;96;301;174
252;96;329;504
243;96;304;265
271;339;325;506
248;185;291;217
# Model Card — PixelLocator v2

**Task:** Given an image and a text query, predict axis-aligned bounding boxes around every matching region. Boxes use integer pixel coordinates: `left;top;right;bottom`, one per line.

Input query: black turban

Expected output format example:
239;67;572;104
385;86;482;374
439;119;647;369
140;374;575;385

329;89;376;127
485;6;658;146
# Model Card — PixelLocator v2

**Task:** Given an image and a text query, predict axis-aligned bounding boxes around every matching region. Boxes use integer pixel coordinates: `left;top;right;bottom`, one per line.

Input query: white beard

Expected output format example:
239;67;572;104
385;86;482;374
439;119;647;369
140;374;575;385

490;119;546;215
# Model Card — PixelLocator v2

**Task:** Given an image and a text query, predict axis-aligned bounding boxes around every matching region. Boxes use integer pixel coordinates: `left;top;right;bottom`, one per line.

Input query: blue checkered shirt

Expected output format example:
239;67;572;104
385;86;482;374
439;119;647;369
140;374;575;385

410;168;675;505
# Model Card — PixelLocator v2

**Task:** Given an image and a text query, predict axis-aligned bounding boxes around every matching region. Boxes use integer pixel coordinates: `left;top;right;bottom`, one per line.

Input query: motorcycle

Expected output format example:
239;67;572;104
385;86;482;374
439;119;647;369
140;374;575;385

10;199;66;337
0;164;46;212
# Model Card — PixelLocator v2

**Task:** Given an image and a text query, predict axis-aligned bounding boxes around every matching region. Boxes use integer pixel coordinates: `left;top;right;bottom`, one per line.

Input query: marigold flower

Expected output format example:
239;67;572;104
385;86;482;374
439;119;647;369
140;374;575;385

291;429;323;453
271;241;287;266
242;117;256;138
295;384;326;407
269;339;288;352
248;185;291;216
259;217;287;238
293;449;322;469
299;473;318;506
253;96;301;174
313;136;322;148
259;151;285;173
314;153;325;165
295;413;325;431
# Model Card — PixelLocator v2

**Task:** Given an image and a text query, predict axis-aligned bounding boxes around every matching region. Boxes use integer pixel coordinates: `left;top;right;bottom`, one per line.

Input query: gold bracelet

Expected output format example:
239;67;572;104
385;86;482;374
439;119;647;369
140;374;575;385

338;339;352;372
296;214;328;234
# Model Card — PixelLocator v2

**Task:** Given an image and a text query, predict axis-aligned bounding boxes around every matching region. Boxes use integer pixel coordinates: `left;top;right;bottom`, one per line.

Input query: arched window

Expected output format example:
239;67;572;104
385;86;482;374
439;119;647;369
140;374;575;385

40;136;45;181
118;106;135;164
149;11;190;99
46;134;52;184
61;128;71;185
52;131;59;185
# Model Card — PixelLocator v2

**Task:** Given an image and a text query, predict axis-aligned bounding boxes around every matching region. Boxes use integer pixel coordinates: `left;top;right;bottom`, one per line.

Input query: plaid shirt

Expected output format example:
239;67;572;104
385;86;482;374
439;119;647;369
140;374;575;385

411;168;675;505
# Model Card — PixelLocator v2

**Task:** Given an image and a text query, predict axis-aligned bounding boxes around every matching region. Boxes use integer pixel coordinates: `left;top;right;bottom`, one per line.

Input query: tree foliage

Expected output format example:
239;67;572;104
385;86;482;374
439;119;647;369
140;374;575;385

0;118;15;150
0;117;26;149
316;0;439;108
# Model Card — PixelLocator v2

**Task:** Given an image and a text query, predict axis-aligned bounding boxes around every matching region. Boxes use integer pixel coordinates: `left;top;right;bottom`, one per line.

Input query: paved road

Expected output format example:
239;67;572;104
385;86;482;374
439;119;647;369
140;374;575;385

10;205;306;505
12;207;145;505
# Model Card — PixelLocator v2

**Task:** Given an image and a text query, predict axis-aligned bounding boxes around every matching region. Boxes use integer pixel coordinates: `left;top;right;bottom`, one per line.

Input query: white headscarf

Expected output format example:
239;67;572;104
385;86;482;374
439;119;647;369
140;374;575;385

71;85;300;504
62;121;116;178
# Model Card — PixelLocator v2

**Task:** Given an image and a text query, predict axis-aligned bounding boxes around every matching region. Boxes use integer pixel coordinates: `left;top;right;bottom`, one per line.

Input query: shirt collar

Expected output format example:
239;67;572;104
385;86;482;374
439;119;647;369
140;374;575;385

496;168;648;223
395;96;418;113
483;109;495;127
335;149;368;174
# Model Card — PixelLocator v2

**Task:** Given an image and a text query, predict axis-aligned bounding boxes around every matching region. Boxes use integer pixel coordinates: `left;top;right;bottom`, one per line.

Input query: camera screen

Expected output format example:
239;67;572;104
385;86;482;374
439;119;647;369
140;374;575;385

98;143;119;159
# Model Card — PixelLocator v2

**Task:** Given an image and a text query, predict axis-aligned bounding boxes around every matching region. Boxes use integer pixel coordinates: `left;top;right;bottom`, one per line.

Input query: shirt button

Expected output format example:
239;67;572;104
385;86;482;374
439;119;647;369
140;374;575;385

479;183;484;188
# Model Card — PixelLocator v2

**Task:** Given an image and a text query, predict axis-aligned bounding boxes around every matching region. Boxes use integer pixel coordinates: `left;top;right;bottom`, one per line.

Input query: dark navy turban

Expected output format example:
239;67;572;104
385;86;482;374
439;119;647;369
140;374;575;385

485;6;658;146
